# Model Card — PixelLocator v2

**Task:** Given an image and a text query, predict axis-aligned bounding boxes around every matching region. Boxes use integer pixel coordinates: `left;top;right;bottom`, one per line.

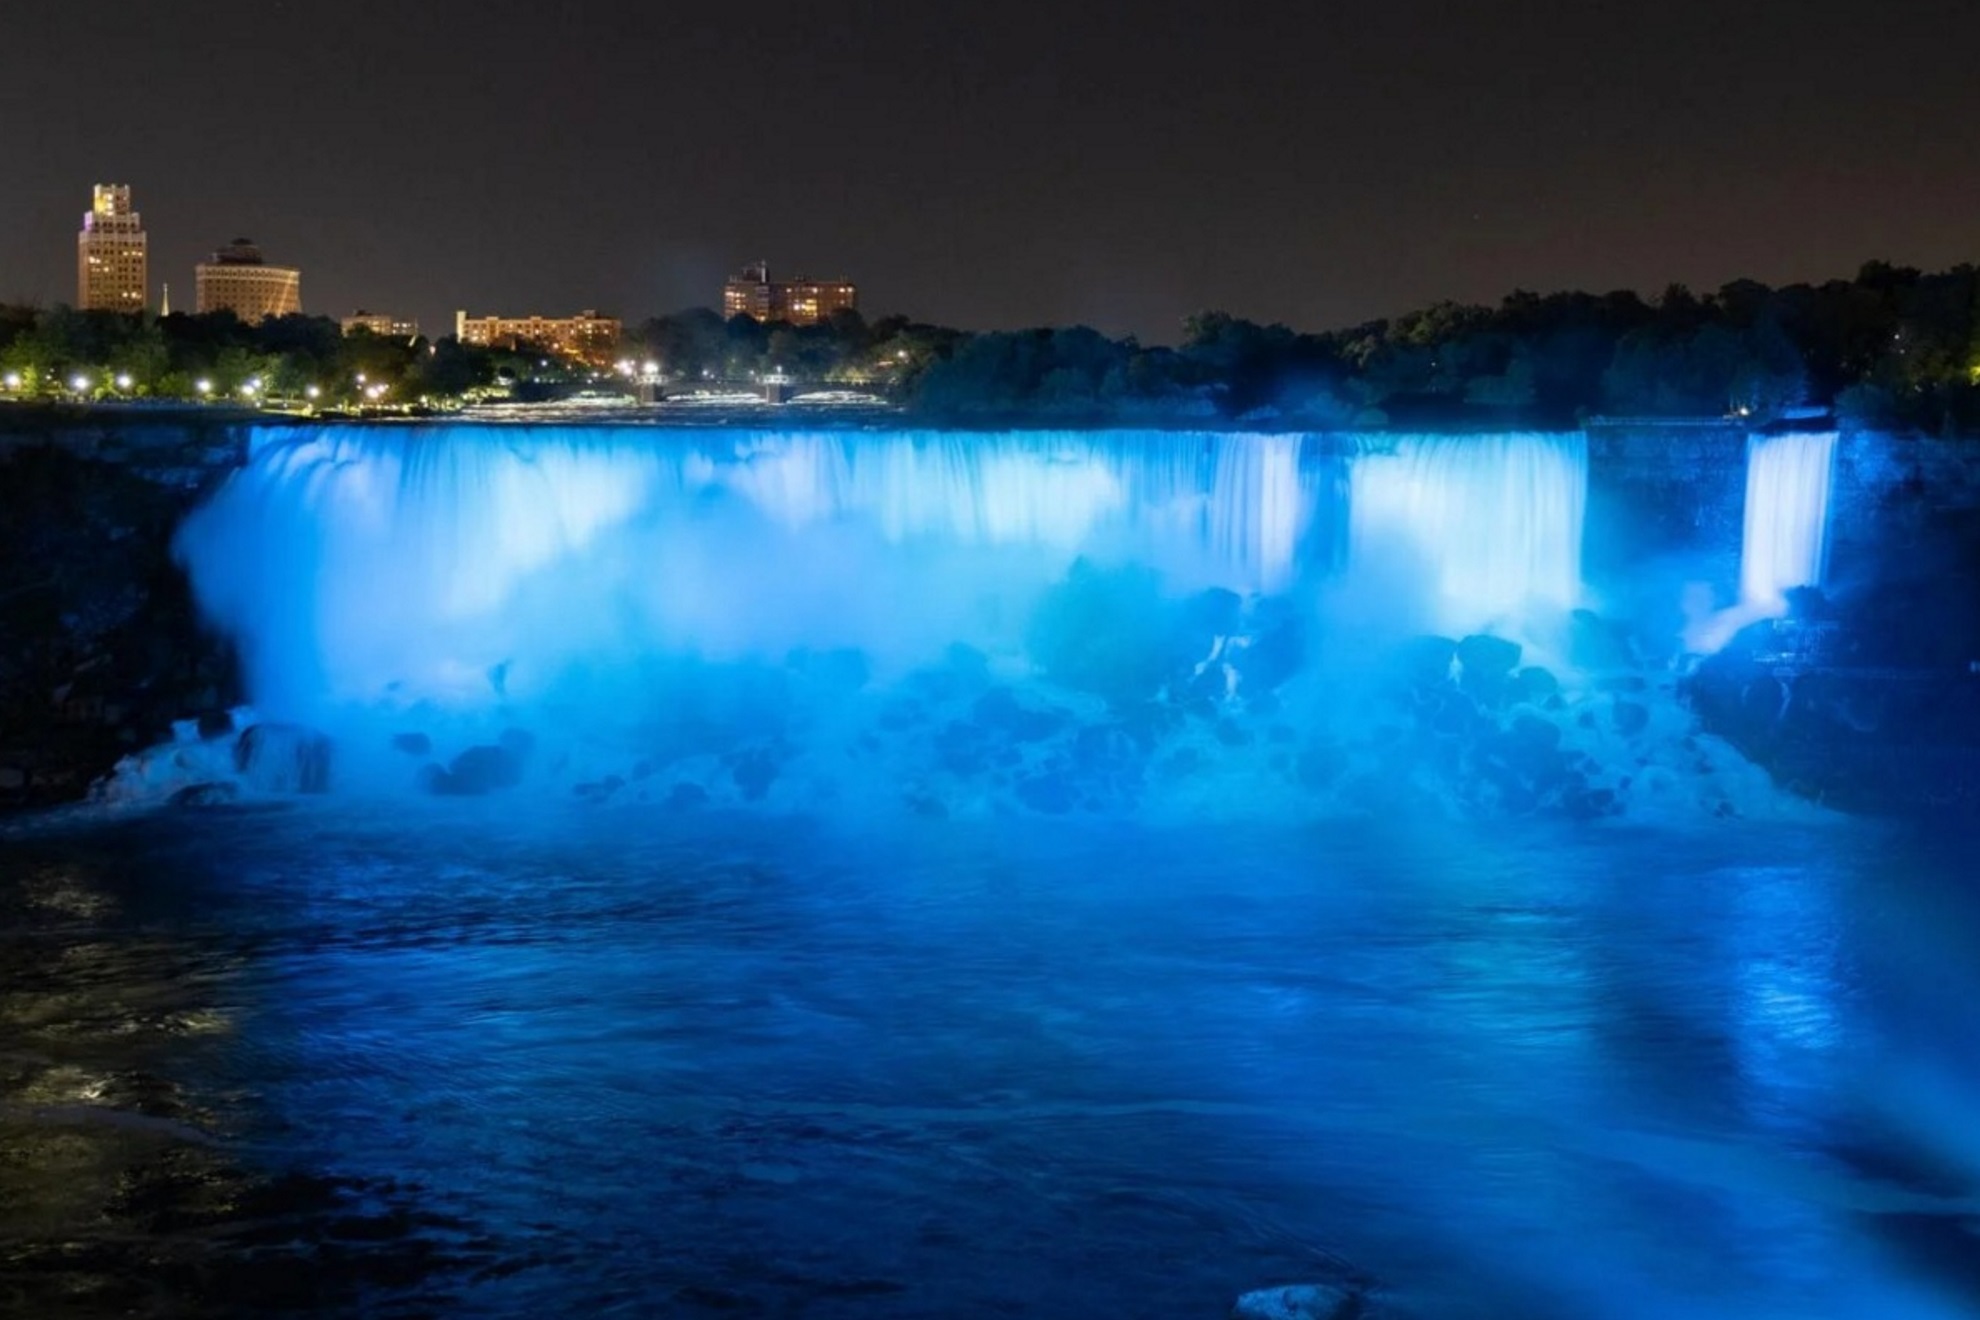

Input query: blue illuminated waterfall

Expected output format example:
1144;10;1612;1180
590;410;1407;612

175;426;1588;731
1739;431;1837;611
1346;431;1588;635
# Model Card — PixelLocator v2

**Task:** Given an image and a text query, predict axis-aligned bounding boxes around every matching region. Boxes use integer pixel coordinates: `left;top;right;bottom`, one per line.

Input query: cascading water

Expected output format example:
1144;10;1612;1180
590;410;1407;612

1345;431;1588;637
176;426;1347;726
1739;430;1837;612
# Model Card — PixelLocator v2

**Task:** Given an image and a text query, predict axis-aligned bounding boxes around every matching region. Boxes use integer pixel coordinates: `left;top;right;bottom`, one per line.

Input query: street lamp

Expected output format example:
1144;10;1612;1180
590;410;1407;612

70;373;90;393
114;373;133;390
1;371;19;390
305;384;321;400
195;378;213;396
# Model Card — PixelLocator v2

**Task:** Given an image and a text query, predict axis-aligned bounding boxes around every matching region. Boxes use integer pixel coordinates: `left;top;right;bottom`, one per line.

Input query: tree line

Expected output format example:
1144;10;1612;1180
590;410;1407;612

3;260;1976;427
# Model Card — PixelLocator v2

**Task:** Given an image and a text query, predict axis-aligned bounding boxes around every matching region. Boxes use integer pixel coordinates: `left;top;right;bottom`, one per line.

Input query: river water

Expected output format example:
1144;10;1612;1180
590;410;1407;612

4;802;1976;1318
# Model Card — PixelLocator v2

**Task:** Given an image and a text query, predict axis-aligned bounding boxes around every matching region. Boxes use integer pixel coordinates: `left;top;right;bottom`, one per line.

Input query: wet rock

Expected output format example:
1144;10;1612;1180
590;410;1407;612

1612;698;1651;737
1232;609;1304;693
726;745;782;801
1421;686;1482;736
1456;634;1522;706
428;730;533;795
1390;635;1456;689
390;732;431;757
971;687;1068;742
233;723;332;793
903;789;949;818
1457;633;1522;677
169;781;239;809
935;719;990;776
1514;665;1561;703
1565;786;1620;819
1232;1282;1381;1319
666;782;709;809
1509;712;1562;750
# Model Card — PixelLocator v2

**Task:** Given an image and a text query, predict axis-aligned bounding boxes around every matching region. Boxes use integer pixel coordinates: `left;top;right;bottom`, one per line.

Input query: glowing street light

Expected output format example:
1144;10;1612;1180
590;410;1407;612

1;371;20;390
641;360;660;378
114;373;134;390
239;381;260;398
70;374;90;392
305;384;321;400
195;378;213;396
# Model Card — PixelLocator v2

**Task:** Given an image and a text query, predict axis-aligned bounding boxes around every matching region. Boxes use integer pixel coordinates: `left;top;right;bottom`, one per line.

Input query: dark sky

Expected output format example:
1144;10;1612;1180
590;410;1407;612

3;0;1977;341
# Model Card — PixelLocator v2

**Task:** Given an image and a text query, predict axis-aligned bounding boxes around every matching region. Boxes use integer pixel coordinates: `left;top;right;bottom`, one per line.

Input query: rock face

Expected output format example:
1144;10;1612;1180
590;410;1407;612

1687;607;1980;815
0;426;245;810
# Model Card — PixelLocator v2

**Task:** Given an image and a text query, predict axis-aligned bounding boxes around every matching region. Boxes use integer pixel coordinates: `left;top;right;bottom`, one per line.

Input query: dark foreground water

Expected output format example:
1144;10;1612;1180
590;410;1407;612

3;804;1978;1318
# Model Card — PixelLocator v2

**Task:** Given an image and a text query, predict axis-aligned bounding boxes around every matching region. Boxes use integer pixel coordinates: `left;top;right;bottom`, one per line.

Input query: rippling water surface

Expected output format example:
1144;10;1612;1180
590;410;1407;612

3;804;1977;1317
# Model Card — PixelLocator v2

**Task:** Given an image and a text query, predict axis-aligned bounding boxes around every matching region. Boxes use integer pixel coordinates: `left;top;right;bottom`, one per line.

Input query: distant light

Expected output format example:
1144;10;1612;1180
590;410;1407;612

114;373;134;389
239;381;259;397
355;372;367;384
1;372;19;389
305;384;321;399
196;378;213;395
642;360;660;377
70;374;90;391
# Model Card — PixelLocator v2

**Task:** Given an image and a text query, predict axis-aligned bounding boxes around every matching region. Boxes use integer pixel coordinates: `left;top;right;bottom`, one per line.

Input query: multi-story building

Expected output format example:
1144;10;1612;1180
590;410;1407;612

76;185;148;313
341;310;421;339
195;239;302;321
454;309;621;366
722;262;857;326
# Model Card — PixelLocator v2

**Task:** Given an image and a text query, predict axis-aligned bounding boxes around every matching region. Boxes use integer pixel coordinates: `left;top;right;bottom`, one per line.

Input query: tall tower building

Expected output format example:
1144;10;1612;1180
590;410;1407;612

76;185;148;313
195;239;302;322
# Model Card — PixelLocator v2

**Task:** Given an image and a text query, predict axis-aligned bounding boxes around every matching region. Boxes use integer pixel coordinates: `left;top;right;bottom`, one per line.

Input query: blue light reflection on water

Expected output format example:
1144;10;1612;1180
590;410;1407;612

7;806;1977;1317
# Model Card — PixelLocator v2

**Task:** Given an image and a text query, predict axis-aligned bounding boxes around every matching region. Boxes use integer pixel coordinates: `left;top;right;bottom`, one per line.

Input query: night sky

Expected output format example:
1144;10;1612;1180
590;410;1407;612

4;0;1977;341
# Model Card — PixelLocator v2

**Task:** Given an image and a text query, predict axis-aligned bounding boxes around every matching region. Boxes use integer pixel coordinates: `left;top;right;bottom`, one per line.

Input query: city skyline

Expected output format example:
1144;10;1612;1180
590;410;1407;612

3;1;1978;343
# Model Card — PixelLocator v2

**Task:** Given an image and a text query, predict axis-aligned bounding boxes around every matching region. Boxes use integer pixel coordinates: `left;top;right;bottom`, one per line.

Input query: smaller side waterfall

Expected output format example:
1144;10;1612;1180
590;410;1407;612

1739;431;1837;611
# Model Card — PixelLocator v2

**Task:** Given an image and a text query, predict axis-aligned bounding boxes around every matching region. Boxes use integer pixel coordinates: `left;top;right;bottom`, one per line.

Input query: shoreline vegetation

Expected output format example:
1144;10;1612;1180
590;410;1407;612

0;259;1975;431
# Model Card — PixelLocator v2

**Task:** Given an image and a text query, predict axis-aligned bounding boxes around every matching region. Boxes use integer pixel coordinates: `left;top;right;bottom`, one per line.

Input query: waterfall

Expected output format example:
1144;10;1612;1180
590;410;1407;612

175;426;1347;721
1345;431;1588;637
1739;431;1837;611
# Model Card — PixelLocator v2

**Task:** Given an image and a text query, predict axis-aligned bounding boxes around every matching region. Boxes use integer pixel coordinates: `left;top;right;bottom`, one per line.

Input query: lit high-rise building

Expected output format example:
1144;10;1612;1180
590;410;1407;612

195;239;302;322
723;262;857;325
76;185;148;313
